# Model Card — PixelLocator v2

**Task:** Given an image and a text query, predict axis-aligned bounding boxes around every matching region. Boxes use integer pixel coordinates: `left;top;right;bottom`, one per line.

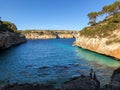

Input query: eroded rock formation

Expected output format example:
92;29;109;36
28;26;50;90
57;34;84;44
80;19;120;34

0;21;26;50
21;30;78;39
74;29;120;59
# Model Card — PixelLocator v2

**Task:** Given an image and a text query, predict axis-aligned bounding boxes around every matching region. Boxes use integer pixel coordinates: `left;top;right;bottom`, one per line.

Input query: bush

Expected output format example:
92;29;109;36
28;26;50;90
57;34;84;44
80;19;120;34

0;21;18;33
80;12;120;38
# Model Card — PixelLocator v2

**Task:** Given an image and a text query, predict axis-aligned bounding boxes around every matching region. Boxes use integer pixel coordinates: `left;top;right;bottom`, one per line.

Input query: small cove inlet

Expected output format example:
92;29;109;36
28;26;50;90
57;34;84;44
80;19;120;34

0;38;120;87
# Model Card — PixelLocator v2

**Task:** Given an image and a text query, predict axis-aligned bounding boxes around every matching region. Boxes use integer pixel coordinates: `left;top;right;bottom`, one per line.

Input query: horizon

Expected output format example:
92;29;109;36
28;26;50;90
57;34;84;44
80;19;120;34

1;0;116;30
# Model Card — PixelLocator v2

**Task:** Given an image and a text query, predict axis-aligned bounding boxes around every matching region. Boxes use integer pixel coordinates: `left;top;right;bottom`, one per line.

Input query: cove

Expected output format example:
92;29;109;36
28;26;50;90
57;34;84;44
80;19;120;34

0;38;120;87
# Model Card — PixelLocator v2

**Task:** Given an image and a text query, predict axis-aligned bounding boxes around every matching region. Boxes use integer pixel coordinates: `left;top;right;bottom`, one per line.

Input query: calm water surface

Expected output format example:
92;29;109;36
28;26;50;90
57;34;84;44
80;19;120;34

0;38;120;87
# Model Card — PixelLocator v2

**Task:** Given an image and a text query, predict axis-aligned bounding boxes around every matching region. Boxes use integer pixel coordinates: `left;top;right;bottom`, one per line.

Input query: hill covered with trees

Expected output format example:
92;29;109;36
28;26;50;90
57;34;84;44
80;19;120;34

75;1;120;60
20;30;78;39
80;1;120;38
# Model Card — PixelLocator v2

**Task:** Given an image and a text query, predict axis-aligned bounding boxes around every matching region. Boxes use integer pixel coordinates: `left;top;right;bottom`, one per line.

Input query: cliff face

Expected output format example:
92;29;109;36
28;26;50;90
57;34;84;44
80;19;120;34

21;30;77;39
0;21;26;50
74;29;120;59
24;33;56;39
74;10;120;60
0;31;26;50
24;33;74;39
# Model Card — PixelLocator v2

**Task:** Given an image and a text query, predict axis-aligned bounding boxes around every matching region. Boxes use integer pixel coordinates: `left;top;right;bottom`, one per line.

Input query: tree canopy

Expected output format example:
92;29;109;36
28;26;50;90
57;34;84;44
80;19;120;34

87;1;120;26
87;12;98;26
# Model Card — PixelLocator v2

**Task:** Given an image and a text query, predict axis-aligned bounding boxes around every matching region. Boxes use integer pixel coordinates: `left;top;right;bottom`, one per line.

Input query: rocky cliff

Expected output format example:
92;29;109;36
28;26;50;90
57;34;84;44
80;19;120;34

0;21;26;50
74;29;120;59
74;12;120;60
101;67;120;90
20;30;77;39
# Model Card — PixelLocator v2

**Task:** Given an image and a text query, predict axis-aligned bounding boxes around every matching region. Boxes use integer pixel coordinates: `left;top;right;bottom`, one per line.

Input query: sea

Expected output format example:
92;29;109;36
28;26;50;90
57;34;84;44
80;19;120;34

0;38;120;87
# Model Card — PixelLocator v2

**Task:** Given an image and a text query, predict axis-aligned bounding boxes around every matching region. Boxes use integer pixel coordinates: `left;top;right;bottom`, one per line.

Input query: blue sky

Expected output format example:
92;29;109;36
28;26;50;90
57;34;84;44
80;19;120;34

0;0;116;30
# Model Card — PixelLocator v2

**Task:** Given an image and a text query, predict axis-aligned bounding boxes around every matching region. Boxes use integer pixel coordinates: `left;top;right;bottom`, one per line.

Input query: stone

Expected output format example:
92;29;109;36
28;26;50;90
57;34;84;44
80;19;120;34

74;29;120;60
61;76;100;90
0;31;26;50
101;67;120;90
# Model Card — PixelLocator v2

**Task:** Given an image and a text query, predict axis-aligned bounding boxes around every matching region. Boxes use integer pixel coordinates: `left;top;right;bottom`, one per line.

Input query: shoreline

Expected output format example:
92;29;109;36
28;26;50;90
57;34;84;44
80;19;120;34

1;67;120;90
0;75;100;90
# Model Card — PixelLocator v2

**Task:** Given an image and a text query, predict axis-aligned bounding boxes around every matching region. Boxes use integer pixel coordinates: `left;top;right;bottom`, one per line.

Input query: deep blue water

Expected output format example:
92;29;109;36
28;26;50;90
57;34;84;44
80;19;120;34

0;38;120;87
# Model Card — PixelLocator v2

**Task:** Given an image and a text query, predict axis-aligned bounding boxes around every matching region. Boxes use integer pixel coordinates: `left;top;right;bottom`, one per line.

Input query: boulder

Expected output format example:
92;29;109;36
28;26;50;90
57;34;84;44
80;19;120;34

101;67;120;90
61;76;100;90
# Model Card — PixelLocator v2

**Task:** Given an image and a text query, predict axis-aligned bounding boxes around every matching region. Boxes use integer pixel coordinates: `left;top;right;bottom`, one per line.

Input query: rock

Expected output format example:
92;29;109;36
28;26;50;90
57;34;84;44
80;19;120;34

2;83;56;90
0;21;27;50
38;66;50;70
1;76;100;90
101;67;120;90
111;67;120;78
61;76;100;90
20;30;78;39
0;31;26;50
74;29;120;60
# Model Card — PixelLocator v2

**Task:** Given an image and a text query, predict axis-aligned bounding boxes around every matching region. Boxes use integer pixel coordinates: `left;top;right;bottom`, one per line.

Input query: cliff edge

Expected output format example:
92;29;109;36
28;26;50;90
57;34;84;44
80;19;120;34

74;2;120;60
0;21;26;50
20;30;78;39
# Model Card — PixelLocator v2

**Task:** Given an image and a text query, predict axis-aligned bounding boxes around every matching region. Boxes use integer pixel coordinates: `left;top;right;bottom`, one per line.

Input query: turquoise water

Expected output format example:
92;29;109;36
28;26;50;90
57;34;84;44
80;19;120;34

0;38;120;87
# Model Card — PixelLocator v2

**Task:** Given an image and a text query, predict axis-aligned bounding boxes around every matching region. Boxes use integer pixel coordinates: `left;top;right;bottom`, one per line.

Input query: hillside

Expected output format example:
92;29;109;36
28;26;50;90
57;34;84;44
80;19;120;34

0;21;26;50
74;1;120;60
20;30;78;39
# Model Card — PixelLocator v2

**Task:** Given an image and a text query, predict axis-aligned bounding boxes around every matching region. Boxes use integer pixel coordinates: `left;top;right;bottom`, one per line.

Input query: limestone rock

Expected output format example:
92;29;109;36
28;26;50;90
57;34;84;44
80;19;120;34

61;76;100;90
21;30;77;39
74;29;120;59
0;31;26;50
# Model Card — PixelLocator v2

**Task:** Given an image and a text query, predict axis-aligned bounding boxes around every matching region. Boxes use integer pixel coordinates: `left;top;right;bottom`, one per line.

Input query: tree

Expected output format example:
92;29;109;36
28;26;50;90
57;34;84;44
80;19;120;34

87;1;120;26
113;1;120;12
102;1;120;16
102;5;108;13
87;12;98;26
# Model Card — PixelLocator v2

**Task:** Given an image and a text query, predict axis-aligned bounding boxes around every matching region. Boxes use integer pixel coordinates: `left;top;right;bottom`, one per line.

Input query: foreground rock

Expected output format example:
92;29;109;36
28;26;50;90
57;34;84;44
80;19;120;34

1;76;100;90
2;83;57;90
61;76;100;90
101;67;120;90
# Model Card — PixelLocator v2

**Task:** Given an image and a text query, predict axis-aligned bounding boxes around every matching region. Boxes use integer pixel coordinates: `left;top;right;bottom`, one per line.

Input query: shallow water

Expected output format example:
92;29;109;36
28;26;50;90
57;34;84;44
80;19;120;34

0;38;120;87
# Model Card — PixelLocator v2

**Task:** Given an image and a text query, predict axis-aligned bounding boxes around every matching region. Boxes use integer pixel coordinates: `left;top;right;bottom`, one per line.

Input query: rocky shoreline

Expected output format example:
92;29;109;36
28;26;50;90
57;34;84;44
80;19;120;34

101;67;120;90
1;67;120;90
74;29;120;60
0;31;26;50
20;30;78;39
0;76;100;90
0;21;27;50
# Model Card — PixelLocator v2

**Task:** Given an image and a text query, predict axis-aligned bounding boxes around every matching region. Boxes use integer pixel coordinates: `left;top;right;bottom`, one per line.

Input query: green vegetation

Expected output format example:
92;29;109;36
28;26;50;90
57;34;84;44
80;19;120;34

80;1;120;38
20;30;77;35
0;21;20;34
87;12;98;25
106;38;120;45
87;1;120;25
